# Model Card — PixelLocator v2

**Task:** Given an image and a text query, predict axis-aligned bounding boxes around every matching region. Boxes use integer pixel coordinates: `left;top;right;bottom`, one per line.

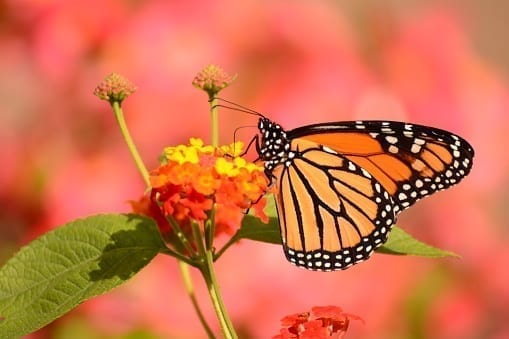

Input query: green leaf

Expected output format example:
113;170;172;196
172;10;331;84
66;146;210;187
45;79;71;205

238;215;281;244
0;213;166;338
235;194;281;244
378;226;459;258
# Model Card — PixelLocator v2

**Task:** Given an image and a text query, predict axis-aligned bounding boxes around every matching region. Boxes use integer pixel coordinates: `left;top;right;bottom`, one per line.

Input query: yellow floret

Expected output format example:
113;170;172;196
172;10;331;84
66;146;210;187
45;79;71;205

164;144;199;164
215;157;239;177
220;141;245;157
190;137;214;154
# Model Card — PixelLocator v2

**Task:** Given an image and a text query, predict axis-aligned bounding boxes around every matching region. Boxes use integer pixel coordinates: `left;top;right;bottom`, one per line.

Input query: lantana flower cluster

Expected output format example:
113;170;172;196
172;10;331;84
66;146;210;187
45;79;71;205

274;306;363;339
136;138;268;238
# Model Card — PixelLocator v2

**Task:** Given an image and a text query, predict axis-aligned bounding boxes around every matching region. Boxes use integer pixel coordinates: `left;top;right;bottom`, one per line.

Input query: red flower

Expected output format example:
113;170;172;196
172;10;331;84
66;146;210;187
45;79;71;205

274;306;363;339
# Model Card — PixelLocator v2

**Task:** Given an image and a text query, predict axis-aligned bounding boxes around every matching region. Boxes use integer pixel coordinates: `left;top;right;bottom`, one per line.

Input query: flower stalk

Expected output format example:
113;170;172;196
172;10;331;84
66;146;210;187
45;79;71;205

200;94;233;338
201;250;237;339
111;101;151;187
95;73;214;338
210;96;219;148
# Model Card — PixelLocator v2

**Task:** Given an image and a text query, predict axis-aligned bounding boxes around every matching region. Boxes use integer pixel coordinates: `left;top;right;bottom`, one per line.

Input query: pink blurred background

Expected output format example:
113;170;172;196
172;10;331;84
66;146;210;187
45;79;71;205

1;1;508;338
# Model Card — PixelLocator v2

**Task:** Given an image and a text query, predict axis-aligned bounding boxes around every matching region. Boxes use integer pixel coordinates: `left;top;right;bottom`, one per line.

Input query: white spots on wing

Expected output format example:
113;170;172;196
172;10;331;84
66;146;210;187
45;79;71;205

322;146;337;154
385;136;398;144
361;168;371;178
411;144;422;154
355;121;366;129
414;138;425;145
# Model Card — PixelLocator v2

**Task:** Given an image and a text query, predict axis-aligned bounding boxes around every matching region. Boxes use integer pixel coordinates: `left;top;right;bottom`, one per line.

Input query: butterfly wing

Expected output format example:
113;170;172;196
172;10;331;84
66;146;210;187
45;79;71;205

273;138;396;271
288;121;474;214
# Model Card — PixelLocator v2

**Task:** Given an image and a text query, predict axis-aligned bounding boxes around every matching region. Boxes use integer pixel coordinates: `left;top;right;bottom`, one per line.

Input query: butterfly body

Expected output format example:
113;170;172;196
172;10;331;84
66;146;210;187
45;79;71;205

257;118;474;271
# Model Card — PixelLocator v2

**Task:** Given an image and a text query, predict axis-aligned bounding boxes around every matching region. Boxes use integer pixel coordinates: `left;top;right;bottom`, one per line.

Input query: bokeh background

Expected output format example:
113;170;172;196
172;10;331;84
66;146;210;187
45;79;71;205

1;0;508;338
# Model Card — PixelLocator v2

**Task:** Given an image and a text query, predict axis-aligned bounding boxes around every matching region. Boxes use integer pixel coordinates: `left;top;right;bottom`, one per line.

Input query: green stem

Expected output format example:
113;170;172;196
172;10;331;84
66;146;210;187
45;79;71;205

179;261;216;339
209;96;219;147
110;100;214;337
192;221;236;338
205;207;216;251
191;221;207;257
167;215;198;258
204;96;237;337
201;251;237;339
111;101;151;187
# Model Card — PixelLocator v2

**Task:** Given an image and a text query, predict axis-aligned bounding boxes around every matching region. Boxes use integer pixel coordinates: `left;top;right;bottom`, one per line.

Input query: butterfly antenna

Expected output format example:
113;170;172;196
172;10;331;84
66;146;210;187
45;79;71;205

210;97;267;118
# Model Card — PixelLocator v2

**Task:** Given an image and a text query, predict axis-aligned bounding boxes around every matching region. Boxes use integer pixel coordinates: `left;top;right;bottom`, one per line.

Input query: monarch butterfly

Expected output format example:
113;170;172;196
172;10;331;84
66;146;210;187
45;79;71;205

252;115;474;271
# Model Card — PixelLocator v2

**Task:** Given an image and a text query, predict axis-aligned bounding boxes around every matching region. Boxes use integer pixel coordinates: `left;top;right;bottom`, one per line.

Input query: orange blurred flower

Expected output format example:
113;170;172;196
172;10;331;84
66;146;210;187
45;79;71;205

274;306;363;339
134;138;268;238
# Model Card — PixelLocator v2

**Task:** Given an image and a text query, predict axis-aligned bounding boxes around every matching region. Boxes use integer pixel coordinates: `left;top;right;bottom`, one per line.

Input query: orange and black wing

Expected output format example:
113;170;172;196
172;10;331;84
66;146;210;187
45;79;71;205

272;138;396;271
288;120;474;215
258;118;474;271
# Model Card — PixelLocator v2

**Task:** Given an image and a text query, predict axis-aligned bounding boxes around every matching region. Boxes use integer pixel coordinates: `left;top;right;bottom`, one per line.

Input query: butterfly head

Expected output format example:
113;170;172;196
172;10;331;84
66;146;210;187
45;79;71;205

257;118;292;170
